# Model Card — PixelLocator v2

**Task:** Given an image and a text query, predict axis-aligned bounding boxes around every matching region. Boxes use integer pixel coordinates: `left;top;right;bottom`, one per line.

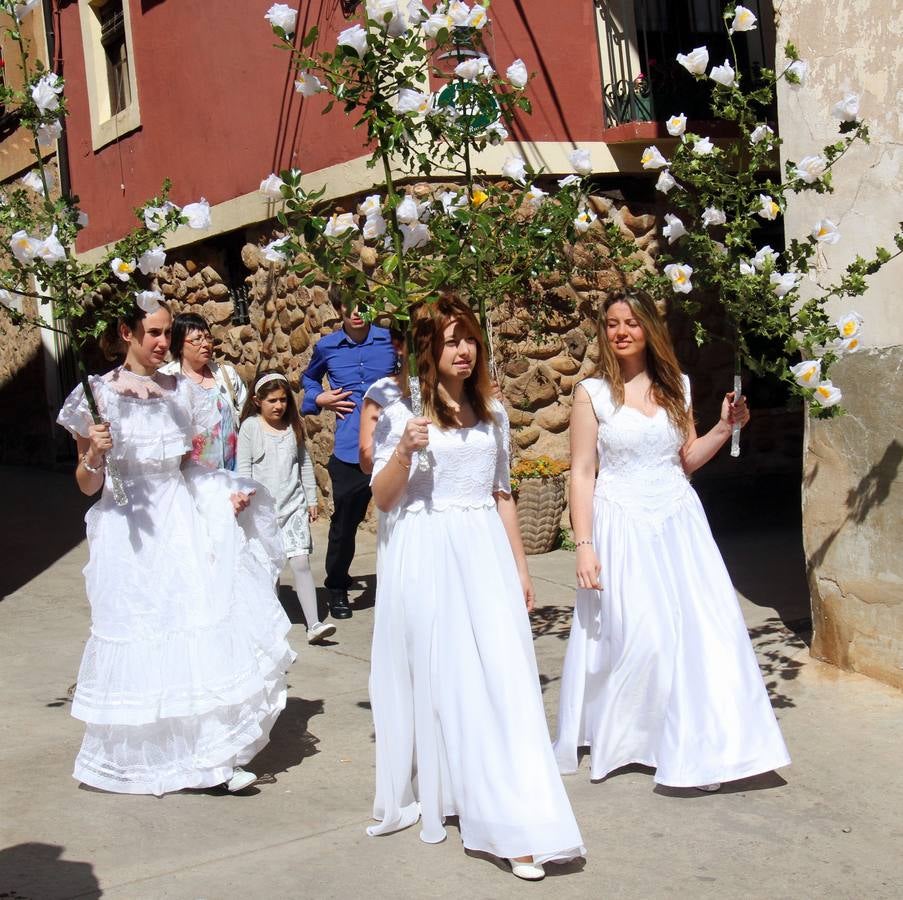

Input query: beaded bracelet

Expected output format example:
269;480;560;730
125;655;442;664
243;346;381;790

574;539;593;548
80;452;105;474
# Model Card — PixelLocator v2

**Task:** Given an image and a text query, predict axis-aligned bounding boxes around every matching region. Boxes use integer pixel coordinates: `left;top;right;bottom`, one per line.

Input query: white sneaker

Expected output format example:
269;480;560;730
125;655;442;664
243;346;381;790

307;621;337;644
508;858;545;881
695;782;722;792
225;768;258;793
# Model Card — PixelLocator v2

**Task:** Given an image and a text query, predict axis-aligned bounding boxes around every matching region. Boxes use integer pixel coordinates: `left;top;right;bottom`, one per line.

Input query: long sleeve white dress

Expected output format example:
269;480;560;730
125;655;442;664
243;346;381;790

56;367;295;795
554;376;791;787
367;397;585;865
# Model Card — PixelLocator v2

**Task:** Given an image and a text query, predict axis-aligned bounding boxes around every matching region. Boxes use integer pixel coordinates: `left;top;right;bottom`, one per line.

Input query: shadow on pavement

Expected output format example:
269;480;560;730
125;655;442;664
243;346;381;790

0;842;102;899
251;696;324;780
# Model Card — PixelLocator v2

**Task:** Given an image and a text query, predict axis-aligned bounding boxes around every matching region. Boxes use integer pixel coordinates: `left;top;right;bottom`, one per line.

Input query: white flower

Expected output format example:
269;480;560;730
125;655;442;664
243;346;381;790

664;263;693;293
831;335;861;355
10;230;40;263
456;56;493;81
739;259;755;275
484;121;508;144
338;24;369;56
701;206;726;228
786;59;808;86
790;359;821;388
447;1;471;25
750;123;773;145
395;195;421;224
182;198;212;229
400;222;430;252
692;136;714;155
814;380;842;408
76;210;89;228
769;272;800;297
794;154;827;184
710;60;735;88
573;210;597;234
438;191;464;215
662;213;686;244
263;236;290;263
264;3;298;35
324;212;358;237
666;113;687;137
295;71;325;97
259;173;285;199
676;46;709;76
502;154;528;184
558;174;581;189
655;170;678;194
31;72;63;113
358;194;382;216
812;219;840;244
362;212;387;240
757;193;780;220
366;0;407;35
641;145;668;169
35;226;65;264
20;170;50;195
836;311;863;339
467;4;488;28
832;93;860;122
36;119;62;148
395;87;431;114
729;5;757;33
423;12;452;37
568;147;592;176
137;245;166;275
135;289;164;315
143;203;176;232
14;0;41;21
110;257;136;281
524;185;548;208
752;245;779;270
506;59;529;90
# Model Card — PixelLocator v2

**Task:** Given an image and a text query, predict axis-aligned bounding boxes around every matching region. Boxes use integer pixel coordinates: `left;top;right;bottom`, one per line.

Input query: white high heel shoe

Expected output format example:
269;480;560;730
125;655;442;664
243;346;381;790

508;858;545;881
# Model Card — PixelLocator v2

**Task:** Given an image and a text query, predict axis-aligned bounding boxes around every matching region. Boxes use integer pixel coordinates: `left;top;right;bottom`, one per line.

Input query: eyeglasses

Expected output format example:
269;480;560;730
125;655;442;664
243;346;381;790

185;334;214;347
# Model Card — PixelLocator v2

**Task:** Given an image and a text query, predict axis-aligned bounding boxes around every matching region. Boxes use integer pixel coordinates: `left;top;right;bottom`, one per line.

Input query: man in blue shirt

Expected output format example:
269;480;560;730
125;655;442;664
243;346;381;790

301;300;396;619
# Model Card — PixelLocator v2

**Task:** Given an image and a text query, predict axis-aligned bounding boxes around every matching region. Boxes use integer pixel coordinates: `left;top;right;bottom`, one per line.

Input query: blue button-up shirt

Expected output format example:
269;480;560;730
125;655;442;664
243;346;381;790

300;324;396;464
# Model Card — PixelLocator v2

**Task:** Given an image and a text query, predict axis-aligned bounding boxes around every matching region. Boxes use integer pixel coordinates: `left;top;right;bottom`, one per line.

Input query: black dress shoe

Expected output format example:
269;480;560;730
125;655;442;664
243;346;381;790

328;589;353;619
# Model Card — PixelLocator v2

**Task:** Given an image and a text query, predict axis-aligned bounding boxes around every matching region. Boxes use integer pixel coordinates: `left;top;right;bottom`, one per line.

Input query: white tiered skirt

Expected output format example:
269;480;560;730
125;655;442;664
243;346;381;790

72;463;295;795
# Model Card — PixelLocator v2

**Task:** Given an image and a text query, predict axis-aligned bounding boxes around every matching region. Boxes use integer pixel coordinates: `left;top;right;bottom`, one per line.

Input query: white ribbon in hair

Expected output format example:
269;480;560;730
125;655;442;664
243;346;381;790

254;372;289;393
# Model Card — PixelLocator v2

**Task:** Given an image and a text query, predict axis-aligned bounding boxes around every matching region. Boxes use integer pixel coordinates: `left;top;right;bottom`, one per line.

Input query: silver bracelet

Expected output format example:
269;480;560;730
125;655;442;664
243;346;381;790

80;452;105;474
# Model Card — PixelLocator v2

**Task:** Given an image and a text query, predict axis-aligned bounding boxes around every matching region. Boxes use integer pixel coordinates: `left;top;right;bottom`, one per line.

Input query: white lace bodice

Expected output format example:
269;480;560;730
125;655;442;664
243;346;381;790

57;367;219;479
372;398;511;513
581;376;692;528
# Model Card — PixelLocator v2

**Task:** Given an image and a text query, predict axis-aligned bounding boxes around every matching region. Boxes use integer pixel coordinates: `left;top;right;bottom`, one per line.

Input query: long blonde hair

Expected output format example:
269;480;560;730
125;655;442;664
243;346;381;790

594;291;692;436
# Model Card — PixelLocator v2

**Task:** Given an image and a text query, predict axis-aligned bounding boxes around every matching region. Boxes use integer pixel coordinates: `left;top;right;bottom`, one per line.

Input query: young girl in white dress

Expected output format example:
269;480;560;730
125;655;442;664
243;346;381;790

237;371;335;645
56;301;295;796
367;295;585;881
554;291;791;790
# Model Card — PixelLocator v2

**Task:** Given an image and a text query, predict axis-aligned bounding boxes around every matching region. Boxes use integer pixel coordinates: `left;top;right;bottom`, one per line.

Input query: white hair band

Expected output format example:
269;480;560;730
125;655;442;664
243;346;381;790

254;372;289;393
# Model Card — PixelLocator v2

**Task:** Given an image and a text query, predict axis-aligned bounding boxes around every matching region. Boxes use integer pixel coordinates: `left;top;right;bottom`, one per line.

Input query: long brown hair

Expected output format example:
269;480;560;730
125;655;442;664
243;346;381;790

99;301;171;361
240;368;306;445
594;291;692;436
409;294;493;429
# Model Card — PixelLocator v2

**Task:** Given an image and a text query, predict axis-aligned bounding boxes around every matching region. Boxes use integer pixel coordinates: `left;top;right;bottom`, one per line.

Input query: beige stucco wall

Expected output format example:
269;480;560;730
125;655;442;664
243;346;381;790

775;0;903;688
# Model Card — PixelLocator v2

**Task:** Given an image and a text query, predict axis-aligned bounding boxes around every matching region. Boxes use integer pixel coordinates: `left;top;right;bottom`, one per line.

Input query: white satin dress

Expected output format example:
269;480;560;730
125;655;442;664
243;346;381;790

554;377;790;787
367;398;585;865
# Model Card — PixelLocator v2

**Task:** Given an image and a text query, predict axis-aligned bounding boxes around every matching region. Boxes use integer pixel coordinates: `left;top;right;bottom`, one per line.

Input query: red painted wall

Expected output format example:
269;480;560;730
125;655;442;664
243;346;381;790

63;1;604;250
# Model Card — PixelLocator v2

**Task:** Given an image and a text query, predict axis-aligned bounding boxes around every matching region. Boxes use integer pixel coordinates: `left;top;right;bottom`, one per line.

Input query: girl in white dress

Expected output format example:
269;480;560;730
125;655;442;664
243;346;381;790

555;291;791;790
368;295;585;881
237;370;335;645
56;301;295;795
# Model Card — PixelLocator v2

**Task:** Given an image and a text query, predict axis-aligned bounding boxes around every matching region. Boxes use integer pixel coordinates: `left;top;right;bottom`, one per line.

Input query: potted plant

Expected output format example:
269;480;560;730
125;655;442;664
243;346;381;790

511;455;569;555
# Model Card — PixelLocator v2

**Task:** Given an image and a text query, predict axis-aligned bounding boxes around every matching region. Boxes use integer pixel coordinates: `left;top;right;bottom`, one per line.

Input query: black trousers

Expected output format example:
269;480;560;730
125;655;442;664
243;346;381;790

324;455;372;590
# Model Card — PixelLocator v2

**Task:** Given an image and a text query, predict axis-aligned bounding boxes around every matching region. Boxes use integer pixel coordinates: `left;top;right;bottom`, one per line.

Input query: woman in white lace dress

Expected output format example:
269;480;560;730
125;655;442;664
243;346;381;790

56;301;294;795
555;292;790;790
367;296;584;881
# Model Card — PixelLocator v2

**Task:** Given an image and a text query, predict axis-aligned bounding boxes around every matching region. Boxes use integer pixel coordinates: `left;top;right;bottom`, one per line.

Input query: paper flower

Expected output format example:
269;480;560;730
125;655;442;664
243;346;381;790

14;0;40;21
692;136;714;155
467;4;488;27
143;202;178;232
183;198;212;229
757;194;780;220
729;5;757;33
31;72;63;113
831;335;861;355
836;311;863;339
135;289;164;314
484;121;508;144
573;210;597;234
358;194;382;216
324;213;358;237
701;206;726;228
739;260;755;276
36;120;62;148
470;187;489;208
506;58;528;89
295;71;325;97
752;245;779;270
20;170;51;195
137;245;166;275
787;59;808;86
710;60;735;87
76;211;89;228
662;213;686;244
750;123;774;145
395;195;421;224
524;185;548;208
455;56;493;81
338;24;369;56
664;262;693;293
790;359;821;388
439;191;466;214
110;257;137;281
814;380;842;408
502;155;528;184
812;219;840;244
769;272;800;297
568;147;592;176
10;230;40;263
35;227;65;264
666;113;687;137
396;88;431;114
259;173;285;199
655;170;678;194
794;154;828;184
447;1;471;25
558;174;581;189
832;93;860;122
265;3;298;35
424;12;452;37
263;236;290;263
676;46;709;76
362;212;387;239
400;222;430;252
366;0;410;36
641;146;668;169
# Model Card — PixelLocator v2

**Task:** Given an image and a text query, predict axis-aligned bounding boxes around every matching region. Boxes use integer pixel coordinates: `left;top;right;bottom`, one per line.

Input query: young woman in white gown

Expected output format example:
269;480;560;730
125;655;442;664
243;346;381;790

555;291;790;791
367;296;585;881
56;300;295;795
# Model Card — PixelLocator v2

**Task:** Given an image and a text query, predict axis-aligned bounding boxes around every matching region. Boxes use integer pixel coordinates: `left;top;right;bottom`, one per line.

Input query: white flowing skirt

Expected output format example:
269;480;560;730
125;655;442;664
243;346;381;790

73;463;295;795
368;503;585;864
554;487;790;787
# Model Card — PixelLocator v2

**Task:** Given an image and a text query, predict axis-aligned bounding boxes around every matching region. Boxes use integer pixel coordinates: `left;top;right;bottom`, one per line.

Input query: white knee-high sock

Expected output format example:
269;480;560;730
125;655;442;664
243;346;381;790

289;554;320;629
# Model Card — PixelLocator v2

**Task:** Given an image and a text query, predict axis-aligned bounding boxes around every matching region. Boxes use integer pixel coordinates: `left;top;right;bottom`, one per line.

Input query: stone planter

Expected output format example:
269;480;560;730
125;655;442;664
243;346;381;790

515;475;567;555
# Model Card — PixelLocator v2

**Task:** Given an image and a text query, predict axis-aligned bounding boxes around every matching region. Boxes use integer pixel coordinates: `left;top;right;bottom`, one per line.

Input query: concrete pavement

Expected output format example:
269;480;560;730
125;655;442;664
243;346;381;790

1;465;901;899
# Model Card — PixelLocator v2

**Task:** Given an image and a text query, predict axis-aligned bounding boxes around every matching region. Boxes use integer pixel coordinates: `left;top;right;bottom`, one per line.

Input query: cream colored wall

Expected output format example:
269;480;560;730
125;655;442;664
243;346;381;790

775;0;903;349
